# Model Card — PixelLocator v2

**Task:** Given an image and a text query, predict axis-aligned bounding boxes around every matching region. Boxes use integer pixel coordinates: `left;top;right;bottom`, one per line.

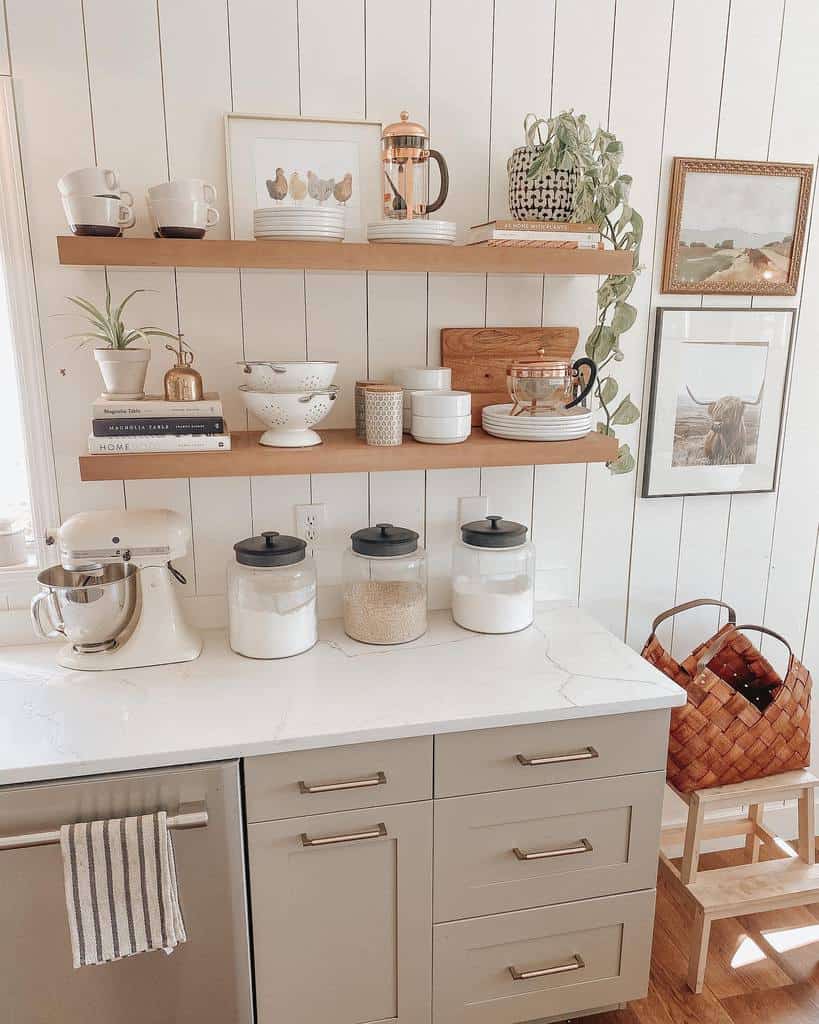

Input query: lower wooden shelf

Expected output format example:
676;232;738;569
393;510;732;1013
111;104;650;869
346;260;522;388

78;427;618;481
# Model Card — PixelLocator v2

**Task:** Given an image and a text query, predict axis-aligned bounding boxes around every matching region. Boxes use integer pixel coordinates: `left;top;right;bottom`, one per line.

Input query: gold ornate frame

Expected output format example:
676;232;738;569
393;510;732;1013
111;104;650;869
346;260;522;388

662;157;813;296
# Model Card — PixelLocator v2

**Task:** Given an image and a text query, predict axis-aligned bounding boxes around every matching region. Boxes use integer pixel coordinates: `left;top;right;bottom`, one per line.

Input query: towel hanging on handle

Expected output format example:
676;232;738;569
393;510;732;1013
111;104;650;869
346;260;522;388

60;811;187;968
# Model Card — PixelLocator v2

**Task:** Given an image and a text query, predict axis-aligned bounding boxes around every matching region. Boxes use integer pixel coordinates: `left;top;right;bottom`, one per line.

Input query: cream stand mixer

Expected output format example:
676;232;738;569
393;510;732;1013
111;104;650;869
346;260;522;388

31;508;201;670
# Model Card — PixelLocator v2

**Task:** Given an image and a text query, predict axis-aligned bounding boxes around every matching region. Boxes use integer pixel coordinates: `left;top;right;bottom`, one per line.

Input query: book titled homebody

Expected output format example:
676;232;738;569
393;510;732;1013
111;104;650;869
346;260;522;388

92;416;224;437
88;433;231;454
92;393;223;418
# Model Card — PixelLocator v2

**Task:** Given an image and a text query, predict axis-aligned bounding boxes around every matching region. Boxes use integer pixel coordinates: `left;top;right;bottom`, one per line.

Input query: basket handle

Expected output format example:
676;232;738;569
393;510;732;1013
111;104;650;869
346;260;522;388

650;598;736;636
695;623;794;673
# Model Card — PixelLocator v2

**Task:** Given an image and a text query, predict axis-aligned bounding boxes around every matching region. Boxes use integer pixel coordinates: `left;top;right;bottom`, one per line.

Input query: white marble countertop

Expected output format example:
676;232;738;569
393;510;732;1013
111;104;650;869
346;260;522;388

0;605;684;786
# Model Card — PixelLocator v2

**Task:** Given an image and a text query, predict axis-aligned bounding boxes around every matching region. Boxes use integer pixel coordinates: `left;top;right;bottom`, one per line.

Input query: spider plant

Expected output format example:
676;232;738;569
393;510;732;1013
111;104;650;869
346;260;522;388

65;280;180;349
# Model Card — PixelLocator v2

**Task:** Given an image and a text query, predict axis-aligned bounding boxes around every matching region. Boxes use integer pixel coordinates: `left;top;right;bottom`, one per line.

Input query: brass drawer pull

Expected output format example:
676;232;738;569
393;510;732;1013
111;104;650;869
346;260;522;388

509;954;585;981
513;837;592;861
300;822;387;847
516;746;598;767
298;771;387;794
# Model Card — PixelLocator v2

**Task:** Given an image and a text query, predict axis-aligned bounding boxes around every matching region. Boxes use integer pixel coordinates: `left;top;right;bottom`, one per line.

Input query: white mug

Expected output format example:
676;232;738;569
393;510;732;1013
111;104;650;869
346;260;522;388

57;166;132;205
62;195;135;236
149;197;220;239
148;178;217;204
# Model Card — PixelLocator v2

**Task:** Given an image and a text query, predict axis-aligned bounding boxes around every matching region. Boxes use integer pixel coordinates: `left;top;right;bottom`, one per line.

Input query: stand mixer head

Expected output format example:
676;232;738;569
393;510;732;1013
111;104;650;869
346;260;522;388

32;509;202;670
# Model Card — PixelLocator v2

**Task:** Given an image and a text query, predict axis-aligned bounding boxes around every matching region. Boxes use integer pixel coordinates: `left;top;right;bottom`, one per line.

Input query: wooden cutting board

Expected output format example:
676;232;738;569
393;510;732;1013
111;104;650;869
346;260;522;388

441;326;579;424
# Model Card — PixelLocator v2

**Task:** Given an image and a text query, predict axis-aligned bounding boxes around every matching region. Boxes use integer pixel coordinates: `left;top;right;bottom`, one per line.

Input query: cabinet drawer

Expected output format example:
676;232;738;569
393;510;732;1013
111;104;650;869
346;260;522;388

245;735;432;821
433;889;655;1024
434;771;664;921
434;710;669;797
249;802;432;1024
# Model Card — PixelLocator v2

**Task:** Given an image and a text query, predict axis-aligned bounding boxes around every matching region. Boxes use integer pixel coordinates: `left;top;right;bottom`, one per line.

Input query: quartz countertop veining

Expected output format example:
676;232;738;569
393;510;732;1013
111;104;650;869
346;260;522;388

0;605;685;786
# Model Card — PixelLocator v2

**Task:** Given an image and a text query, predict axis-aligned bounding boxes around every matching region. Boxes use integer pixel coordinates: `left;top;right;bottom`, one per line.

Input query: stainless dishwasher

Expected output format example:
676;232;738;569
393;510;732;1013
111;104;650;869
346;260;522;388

0;760;253;1024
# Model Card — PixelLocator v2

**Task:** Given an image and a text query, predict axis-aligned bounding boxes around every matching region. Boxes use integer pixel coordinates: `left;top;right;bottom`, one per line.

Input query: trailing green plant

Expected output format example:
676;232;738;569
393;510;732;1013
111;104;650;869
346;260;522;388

523;110;642;474
64;280;180;350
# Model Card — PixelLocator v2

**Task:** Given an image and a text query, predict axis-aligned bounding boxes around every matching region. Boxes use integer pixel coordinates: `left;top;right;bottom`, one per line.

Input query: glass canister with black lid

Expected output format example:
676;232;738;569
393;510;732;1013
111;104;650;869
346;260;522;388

228;530;317;658
342;523;427;644
451;514;535;634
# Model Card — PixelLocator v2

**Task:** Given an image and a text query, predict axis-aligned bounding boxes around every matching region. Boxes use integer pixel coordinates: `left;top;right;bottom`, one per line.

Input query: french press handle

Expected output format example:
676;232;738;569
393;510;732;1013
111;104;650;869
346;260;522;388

566;358;597;410
425;150;449;215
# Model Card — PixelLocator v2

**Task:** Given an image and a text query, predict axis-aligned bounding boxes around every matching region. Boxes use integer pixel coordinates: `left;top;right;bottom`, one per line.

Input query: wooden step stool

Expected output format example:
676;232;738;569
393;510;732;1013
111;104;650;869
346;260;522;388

659;770;819;993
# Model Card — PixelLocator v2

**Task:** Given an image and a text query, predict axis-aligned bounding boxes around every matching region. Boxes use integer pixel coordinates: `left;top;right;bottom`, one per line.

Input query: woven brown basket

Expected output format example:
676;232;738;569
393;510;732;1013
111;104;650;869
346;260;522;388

641;598;811;794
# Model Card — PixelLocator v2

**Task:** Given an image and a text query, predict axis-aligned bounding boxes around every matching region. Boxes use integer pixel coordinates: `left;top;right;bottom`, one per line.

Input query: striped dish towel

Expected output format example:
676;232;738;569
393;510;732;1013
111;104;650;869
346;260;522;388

60;811;187;968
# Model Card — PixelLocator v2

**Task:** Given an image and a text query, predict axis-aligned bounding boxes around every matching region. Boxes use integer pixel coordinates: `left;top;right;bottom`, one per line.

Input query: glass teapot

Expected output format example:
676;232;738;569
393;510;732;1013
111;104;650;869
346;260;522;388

507;350;597;416
381;111;449;221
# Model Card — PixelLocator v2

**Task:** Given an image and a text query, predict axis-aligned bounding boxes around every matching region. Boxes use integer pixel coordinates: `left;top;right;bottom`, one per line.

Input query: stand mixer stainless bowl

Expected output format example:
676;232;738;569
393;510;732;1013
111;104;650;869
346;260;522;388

32;563;138;651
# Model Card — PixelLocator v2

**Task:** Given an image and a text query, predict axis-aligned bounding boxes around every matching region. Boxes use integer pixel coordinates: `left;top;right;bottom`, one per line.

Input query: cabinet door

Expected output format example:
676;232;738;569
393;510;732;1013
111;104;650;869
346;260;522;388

249;801;432;1024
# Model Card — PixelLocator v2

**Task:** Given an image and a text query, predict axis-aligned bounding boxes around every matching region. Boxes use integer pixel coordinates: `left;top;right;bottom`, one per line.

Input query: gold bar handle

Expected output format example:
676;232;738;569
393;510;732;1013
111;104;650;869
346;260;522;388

516;746;598;767
513;837;592;861
300;822;388;847
509;954;585;981
298;771;387;794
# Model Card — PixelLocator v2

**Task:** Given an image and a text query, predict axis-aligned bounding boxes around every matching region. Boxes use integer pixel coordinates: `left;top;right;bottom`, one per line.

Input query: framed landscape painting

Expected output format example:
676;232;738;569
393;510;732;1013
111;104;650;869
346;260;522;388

662;157;812;295
642;308;794;498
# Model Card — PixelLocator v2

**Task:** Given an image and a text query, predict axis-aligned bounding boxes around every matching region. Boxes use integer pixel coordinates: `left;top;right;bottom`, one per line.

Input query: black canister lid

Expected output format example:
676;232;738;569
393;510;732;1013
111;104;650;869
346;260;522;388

234;530;306;567
461;514;528;548
351;522;419;557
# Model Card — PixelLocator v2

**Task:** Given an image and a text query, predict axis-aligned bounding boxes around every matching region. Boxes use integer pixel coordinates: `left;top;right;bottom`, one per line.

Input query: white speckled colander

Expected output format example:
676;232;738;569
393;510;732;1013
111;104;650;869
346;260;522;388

239;385;339;447
237;360;338;393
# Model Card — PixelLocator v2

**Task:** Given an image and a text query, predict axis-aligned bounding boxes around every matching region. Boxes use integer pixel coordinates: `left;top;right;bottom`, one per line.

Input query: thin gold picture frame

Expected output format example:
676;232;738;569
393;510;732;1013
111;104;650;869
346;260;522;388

661;156;813;296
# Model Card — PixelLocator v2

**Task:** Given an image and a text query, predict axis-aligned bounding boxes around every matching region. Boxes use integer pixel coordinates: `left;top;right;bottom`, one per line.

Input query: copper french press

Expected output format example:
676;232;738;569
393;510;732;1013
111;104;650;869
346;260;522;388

507;349;597;416
381;111;449;220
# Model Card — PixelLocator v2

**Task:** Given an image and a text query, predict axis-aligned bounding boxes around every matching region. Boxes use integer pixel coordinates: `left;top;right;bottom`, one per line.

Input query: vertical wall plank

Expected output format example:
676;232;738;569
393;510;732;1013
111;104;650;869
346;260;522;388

370;471;426;544
6;0;122;518
426;467;480;610
311;472;368;618
299;0;365;119
625;0;730;649
579;0;673;637
228;0;301;114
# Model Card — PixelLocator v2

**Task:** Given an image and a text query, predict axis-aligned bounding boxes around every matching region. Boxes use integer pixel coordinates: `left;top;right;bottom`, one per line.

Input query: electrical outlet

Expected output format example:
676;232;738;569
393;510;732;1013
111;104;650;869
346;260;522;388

295;503;326;556
457;495;488;528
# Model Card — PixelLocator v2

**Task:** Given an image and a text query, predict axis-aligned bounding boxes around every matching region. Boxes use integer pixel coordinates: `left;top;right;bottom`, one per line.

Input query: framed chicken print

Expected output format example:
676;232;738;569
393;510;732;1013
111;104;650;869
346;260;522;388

662;157;812;296
642;308;794;498
225;114;382;241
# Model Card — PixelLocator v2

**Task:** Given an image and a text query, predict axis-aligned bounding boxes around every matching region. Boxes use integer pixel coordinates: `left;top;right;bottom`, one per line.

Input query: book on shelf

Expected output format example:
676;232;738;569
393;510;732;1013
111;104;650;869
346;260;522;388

480;238;603;249
87;433;231;454
467;221;601;246
92;416;225;437
92;393;223;419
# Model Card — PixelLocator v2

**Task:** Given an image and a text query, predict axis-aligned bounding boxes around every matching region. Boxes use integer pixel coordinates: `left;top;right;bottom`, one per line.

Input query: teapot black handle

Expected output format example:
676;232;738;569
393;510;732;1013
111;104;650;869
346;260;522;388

566;358;597;409
425;149;449;214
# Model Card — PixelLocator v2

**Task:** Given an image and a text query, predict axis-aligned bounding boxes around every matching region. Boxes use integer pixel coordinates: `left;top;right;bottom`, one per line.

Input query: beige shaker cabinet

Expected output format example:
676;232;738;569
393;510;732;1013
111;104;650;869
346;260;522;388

248;800;433;1024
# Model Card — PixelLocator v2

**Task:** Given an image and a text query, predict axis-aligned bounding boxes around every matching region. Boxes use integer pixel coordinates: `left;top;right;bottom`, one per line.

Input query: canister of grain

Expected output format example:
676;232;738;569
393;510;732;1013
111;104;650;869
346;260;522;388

342;523;427;644
364;384;403;446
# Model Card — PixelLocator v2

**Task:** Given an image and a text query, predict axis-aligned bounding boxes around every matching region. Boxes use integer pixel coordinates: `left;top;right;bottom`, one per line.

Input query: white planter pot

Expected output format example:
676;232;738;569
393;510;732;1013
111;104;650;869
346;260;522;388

94;347;150;400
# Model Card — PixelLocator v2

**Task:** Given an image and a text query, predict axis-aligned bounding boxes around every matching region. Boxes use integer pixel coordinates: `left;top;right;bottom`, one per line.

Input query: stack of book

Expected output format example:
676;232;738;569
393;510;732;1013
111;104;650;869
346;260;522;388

88;393;231;454
467;219;602;249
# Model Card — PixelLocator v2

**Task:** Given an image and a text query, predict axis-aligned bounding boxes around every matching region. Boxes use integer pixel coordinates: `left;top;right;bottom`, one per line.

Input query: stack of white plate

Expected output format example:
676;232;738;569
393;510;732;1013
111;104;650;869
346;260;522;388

482;404;593;441
254;206;344;241
367;219;456;245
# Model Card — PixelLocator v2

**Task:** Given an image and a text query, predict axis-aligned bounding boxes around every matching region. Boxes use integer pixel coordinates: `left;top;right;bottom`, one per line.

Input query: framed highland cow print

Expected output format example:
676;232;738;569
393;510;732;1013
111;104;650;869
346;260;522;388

642;308;794;498
662;157;812;295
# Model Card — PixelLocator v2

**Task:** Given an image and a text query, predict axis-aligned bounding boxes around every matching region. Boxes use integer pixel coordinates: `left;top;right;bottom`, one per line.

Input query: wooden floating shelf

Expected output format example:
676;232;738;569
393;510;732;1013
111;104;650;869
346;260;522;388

57;235;633;276
78;428;618;482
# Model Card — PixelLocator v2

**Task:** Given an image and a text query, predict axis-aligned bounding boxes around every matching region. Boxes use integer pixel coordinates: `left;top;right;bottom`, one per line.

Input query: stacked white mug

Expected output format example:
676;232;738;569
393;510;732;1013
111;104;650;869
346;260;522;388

147;179;220;239
58;167;134;237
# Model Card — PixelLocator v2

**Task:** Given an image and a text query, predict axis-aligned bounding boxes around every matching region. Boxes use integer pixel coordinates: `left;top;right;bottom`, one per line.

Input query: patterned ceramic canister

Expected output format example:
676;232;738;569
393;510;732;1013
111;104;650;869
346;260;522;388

355;380;383;439
364;385;403;446
507;146;578;221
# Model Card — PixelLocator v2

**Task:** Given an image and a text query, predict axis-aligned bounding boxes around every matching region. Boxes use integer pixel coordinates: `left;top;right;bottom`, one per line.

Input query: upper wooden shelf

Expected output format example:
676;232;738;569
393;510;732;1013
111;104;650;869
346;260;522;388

57;236;634;276
78;427;617;481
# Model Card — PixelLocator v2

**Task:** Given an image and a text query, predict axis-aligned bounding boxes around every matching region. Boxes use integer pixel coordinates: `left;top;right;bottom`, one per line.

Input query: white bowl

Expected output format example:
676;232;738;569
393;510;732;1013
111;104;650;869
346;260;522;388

238;360;338;393
411;413;471;443
411;389;471;418
393;366;452;391
240;385;339;447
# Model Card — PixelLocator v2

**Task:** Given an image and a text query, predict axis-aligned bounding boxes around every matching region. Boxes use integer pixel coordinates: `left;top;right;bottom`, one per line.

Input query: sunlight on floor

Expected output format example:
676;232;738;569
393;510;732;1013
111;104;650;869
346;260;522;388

731;924;819;968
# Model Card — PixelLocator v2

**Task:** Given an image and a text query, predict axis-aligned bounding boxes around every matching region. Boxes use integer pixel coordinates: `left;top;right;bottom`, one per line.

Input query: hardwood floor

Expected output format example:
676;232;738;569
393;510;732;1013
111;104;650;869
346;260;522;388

588;849;819;1024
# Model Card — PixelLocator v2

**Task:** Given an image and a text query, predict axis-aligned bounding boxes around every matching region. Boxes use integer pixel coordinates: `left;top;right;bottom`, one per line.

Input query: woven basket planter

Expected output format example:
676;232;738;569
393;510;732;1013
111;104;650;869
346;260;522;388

641;599;811;794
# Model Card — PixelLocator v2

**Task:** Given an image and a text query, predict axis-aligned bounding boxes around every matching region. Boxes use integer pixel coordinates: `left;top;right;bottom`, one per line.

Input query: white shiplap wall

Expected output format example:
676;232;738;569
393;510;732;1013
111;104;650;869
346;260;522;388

3;1;819;691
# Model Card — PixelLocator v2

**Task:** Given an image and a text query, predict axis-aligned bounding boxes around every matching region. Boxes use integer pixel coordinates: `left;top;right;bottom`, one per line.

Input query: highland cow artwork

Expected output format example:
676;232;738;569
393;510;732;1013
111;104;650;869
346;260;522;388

662;158;812;296
643;309;794;498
